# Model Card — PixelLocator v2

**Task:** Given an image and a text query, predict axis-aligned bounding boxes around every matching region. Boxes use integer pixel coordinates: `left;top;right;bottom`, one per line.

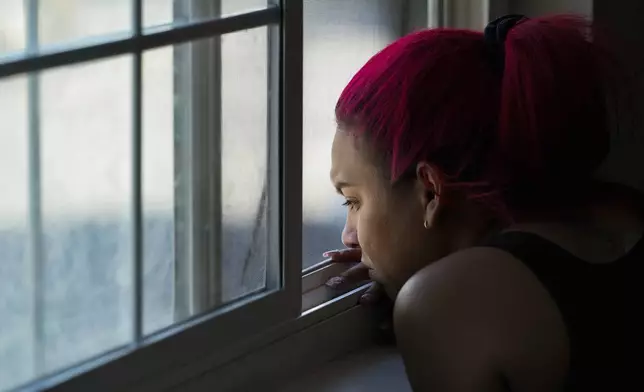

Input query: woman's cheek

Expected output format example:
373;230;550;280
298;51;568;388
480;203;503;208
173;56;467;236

356;209;389;274
355;215;374;268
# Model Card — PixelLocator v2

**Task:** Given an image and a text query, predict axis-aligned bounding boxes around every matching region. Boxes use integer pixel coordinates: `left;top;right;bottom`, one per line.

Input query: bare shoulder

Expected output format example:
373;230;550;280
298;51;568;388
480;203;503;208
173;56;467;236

396;246;532;302
394;247;569;392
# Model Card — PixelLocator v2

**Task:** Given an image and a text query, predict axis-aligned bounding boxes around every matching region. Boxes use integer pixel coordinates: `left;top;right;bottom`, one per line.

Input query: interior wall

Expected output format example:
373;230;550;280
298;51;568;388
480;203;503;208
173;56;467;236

447;0;489;30
592;0;644;190
404;0;429;32
504;0;644;191
508;0;592;16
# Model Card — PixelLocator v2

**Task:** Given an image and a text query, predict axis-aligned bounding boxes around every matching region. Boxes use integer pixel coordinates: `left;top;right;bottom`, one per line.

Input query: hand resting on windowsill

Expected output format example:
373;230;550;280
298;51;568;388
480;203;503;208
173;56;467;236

323;248;396;346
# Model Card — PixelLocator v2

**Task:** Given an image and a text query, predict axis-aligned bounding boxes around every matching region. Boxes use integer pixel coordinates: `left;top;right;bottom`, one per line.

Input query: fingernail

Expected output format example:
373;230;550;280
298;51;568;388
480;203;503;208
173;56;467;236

322;250;340;258
325;276;345;289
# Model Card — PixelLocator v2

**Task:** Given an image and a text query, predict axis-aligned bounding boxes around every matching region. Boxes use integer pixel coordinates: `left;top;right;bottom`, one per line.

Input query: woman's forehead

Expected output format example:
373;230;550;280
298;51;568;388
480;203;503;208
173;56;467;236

331;131;385;188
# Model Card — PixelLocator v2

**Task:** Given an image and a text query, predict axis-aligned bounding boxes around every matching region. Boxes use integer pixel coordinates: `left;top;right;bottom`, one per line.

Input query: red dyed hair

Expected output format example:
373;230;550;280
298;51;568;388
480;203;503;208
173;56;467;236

336;15;623;220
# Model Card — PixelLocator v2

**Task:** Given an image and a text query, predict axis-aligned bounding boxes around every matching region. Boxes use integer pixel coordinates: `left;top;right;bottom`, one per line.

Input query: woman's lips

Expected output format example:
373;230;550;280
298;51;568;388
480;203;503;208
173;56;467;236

367;268;385;284
360;255;375;270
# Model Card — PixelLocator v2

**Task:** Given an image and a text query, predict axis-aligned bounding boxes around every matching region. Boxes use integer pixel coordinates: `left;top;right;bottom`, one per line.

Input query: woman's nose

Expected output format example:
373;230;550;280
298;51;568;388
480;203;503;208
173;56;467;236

341;225;359;249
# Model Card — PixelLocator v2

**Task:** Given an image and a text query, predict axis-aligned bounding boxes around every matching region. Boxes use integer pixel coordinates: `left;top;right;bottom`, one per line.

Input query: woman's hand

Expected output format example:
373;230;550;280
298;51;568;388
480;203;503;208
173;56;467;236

324;248;395;344
323;248;386;305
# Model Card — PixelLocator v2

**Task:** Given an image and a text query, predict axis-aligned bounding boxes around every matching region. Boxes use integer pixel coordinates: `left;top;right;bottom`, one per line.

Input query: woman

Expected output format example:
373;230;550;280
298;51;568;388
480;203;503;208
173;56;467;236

324;14;641;391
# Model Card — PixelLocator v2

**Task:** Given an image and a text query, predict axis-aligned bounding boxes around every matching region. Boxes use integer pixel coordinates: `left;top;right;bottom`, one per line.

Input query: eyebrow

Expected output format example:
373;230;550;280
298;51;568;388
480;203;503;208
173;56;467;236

333;181;352;194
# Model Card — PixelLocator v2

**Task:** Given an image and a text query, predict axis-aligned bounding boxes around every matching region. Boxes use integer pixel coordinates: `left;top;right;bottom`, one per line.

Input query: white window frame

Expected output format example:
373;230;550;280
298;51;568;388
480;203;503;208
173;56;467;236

1;1;493;391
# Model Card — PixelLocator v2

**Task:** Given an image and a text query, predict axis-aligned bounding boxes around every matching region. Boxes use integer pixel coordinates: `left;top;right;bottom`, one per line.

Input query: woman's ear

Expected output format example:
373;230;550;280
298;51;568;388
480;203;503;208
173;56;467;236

415;162;442;229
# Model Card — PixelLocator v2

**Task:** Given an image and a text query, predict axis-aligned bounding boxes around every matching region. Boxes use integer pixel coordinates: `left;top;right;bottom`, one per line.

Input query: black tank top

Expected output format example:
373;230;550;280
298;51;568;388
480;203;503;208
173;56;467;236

483;231;642;391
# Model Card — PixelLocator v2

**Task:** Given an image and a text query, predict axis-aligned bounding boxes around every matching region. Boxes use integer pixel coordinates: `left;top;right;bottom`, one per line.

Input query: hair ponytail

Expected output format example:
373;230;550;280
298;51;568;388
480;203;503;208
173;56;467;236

498;15;612;182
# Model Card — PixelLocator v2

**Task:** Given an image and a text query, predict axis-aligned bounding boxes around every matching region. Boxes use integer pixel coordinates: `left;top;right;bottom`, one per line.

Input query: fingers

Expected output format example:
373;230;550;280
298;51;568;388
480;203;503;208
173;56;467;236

326;268;388;306
325;262;370;289
323;247;388;307
341;261;370;281
323;248;362;263
359;281;385;305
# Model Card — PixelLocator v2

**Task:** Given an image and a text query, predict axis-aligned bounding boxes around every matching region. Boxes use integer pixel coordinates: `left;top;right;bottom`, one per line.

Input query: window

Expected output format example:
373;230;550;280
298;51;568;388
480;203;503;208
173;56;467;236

0;1;301;390
0;1;465;391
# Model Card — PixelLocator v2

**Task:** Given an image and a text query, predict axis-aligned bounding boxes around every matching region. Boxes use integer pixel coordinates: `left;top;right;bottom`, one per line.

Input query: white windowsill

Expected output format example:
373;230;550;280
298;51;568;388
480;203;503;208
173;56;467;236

280;345;411;392
165;302;373;391
153;266;386;392
111;283;371;391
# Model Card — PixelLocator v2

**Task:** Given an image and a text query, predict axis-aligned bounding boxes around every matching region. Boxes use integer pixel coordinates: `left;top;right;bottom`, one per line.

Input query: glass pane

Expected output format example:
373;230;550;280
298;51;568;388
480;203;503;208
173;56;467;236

0;0;26;57
0;76;31;391
142;26;269;333
144;0;173;28
40;56;132;373
221;0;269;15
142;46;175;334
38;0;131;47
145;0;269;29
302;0;406;269
220;26;268;301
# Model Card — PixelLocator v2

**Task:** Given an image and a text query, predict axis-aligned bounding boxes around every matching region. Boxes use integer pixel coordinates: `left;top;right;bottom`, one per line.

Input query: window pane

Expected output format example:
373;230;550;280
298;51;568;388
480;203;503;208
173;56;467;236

0;76;31;391
221;0;270;15
0;1;25;56
220;26;268;301
144;0;172;28
142;26;269;334
145;0;269;29
142;46;175;334
38;0;131;47
40;56;132;373
302;0;405;268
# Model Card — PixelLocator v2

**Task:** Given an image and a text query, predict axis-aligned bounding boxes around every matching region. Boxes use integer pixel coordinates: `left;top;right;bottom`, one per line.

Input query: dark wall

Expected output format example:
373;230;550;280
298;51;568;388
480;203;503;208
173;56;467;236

506;0;644;191
593;0;644;191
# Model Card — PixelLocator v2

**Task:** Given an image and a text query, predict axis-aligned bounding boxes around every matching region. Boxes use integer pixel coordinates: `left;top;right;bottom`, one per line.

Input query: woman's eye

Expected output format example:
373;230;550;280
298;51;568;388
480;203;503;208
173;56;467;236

342;199;360;211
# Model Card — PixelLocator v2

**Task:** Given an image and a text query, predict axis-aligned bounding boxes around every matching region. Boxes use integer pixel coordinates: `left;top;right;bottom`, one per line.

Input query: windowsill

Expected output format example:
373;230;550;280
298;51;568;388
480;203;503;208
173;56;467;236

280;345;411;392
302;259;368;311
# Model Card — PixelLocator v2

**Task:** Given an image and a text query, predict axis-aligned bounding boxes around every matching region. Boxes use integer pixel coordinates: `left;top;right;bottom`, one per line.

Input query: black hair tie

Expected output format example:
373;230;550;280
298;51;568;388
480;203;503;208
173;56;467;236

484;14;528;73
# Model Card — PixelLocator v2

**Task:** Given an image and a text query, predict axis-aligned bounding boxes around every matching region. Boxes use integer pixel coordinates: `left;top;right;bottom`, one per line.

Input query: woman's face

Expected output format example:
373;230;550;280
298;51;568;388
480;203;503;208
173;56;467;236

330;130;450;295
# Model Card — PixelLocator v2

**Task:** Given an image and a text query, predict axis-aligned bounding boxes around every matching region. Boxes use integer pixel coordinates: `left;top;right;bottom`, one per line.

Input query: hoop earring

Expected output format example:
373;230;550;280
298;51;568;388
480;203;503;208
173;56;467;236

423;220;429;229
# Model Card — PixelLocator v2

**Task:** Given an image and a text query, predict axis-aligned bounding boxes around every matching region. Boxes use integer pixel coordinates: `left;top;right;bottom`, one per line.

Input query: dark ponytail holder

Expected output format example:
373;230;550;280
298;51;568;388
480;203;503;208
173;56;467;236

484;14;528;73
